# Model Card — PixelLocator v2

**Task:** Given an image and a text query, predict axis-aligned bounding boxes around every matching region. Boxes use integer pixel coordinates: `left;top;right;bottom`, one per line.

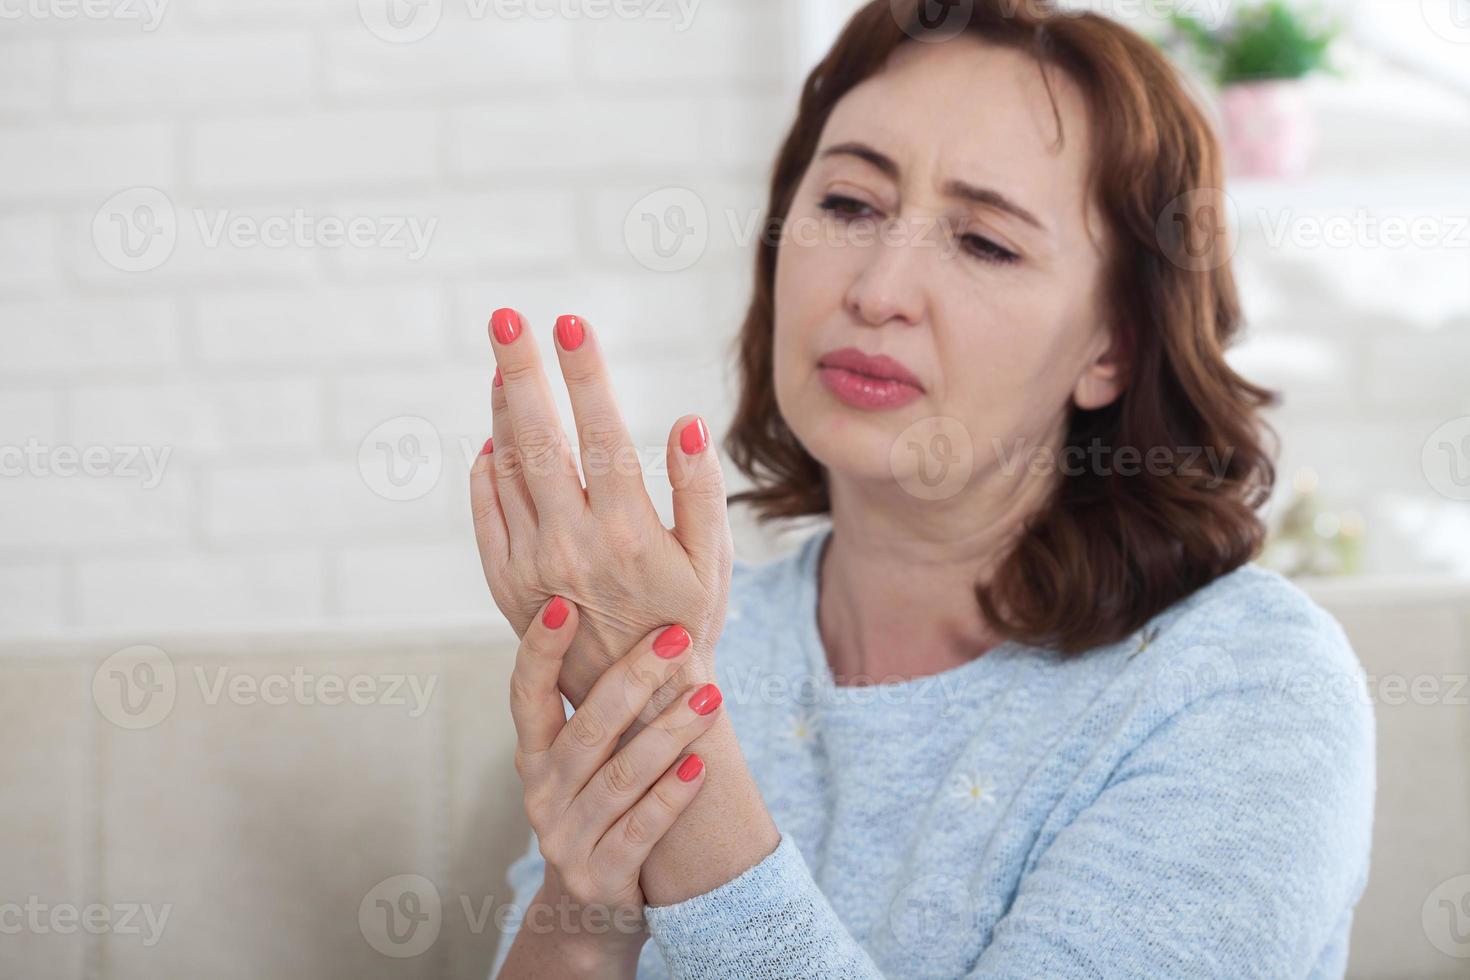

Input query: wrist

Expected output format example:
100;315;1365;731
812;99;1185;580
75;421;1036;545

529;880;647;976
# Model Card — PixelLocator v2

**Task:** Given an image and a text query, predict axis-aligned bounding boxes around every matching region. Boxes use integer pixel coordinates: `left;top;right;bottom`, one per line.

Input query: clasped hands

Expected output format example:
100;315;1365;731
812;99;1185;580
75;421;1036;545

470;308;737;965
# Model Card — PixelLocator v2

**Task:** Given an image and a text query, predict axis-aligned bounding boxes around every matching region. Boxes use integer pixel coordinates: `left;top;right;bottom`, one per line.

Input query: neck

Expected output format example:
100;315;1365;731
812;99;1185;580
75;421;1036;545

816;452;1059;686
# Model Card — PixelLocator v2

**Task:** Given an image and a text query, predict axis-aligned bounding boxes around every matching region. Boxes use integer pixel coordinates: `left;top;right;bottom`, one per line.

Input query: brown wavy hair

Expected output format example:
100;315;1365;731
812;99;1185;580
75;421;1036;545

723;0;1280;655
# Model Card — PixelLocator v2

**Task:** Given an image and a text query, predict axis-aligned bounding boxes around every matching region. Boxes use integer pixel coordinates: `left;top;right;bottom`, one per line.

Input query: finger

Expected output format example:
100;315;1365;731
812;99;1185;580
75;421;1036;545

594;752;706;876
666;414;734;593
508;595;578;758
489;307;588;529
491;357;539;545
549;621;695;796
470;436;510;570
566;679;722;853
550;314;654;520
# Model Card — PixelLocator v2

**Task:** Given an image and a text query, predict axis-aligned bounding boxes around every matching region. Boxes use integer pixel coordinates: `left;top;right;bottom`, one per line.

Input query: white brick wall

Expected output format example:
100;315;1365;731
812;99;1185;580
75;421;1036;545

0;0;1466;637
1;297;180;374
0;0;787;635
0;122;174;201
66;34;316;109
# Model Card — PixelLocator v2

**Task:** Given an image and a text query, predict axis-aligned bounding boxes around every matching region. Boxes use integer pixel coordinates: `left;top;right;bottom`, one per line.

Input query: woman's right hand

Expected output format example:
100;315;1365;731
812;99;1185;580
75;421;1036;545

501;593;724;978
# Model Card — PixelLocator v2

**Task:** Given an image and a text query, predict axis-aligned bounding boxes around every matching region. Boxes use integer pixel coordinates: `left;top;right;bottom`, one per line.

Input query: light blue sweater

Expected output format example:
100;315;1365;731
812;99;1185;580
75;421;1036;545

492;525;1376;978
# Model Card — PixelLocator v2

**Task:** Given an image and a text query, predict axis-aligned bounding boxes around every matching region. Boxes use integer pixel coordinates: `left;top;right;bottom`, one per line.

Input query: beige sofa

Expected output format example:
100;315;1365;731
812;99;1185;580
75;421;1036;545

2;578;1466;980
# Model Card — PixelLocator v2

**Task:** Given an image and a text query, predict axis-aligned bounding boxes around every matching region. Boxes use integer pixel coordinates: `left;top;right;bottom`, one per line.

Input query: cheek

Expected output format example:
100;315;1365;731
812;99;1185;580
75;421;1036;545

931;285;1083;434
773;227;851;362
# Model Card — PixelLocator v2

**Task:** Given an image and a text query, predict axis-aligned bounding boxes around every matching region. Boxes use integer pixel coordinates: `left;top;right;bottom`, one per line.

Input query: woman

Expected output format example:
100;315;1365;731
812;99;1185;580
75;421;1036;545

476;1;1375;977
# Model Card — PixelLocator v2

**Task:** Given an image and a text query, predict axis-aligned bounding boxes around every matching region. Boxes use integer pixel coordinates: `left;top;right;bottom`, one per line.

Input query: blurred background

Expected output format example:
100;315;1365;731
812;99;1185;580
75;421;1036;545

1;1;1467;978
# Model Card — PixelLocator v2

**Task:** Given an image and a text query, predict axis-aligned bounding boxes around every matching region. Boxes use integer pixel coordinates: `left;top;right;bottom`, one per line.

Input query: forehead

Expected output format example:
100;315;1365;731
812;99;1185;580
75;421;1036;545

820;36;1096;236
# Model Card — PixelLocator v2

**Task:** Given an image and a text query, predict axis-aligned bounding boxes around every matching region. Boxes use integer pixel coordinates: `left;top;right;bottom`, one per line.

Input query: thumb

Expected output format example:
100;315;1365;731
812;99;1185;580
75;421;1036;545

666;414;733;592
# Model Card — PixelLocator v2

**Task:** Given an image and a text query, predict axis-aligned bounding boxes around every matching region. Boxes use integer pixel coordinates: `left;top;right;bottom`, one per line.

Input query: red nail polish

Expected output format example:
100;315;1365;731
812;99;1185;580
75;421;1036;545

542;596;569;629
479;437;494;456
687;683;721;716
679;418;708;456
493;367;503;388
653;625;690;659
677;754;704;782
491;308;521;345
555;314;585;352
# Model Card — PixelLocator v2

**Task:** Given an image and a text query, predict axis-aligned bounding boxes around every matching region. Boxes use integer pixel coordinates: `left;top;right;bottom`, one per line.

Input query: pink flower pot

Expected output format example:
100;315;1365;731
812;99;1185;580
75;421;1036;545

1218;79;1316;179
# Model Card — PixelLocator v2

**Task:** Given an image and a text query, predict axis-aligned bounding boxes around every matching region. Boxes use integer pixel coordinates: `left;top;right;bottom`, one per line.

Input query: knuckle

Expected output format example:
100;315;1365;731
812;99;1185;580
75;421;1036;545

492;438;525;478
622;808;657;849
567;707;606;749
576;414;624;461
521;628;564;666
562;362;603;393
517;424;564;476
600;752;640;798
679;477;726;502
645;782;680;819
623;660;662;704
526;801;555;842
507;671;539;709
646;714;689;754
500;362;540;386
471;496;500;529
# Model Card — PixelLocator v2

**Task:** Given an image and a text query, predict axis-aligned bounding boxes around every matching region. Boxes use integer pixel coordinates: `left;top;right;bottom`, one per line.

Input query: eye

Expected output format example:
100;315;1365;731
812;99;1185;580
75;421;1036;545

819;193;1022;266
961;233;1021;266
818;193;877;221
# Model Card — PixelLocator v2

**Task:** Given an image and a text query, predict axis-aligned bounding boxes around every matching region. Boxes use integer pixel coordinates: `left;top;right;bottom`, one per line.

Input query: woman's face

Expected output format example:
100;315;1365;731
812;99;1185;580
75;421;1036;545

772;35;1124;497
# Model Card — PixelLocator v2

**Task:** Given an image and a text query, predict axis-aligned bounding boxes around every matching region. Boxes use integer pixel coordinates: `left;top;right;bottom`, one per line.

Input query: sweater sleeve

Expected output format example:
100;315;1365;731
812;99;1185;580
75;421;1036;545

969;672;1376;979
644;645;1375;979
644;830;889;978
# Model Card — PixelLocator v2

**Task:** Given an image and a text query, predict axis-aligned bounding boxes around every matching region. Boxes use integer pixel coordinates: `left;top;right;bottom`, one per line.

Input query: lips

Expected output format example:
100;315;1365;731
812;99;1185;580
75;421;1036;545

817;347;924;391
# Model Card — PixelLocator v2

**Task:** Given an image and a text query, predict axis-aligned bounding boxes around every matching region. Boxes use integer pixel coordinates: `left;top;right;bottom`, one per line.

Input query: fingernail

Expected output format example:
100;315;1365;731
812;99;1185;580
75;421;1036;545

493;367;503;388
687;683;721;716
491;308;521;345
653;625;691;659
677;754;704;782
679;417;708;456
479;437;494;456
542;596;569;630
555;314;585;352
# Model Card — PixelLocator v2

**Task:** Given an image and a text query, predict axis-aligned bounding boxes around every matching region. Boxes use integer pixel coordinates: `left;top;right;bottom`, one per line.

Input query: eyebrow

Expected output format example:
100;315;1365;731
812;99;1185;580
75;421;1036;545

817;140;1048;234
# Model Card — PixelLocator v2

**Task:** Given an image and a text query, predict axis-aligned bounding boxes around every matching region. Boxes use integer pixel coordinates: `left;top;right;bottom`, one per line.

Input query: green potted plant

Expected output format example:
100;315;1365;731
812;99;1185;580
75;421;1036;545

1165;0;1344;179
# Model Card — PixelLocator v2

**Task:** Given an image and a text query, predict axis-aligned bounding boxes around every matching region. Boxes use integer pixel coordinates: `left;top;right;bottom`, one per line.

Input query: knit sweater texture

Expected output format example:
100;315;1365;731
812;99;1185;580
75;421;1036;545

492;525;1375;978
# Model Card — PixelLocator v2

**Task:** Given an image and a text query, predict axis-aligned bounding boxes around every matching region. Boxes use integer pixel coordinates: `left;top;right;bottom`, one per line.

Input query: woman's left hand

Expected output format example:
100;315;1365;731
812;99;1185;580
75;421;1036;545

470;307;735;725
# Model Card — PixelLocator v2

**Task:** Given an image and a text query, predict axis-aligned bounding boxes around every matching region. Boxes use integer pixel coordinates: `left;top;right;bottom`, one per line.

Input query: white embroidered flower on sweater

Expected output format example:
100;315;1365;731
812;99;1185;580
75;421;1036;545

950;772;996;808
787;709;817;742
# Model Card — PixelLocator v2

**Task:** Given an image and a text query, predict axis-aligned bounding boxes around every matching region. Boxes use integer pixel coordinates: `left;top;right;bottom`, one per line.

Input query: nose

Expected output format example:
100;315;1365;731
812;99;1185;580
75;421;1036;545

842;223;926;329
